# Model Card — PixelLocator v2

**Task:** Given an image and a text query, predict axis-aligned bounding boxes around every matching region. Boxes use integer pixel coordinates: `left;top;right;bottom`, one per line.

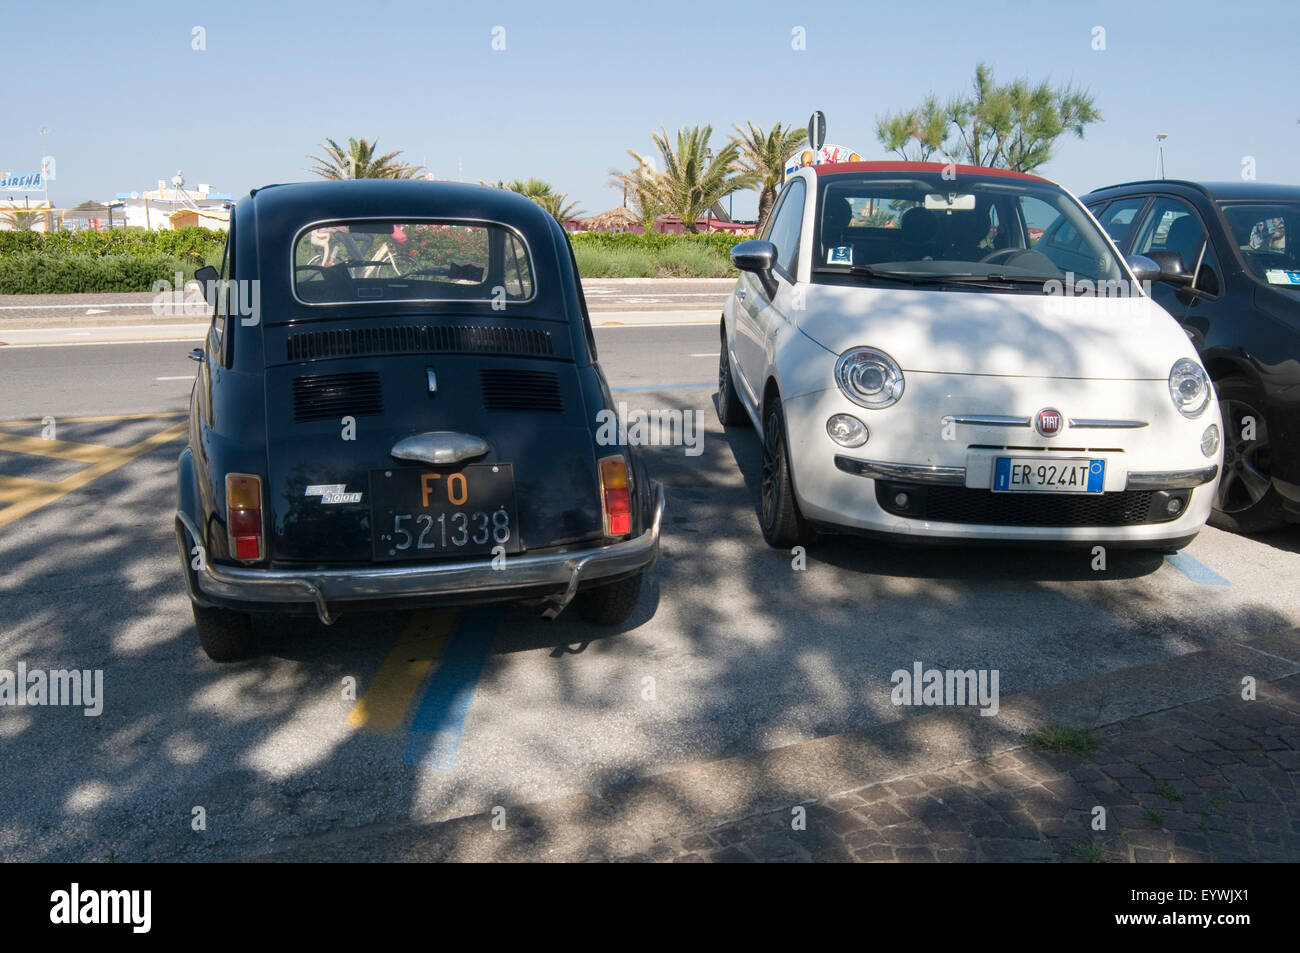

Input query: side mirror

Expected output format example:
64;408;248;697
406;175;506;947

188;348;204;363
1141;250;1194;286
194;265;220;305
1126;254;1161;284
730;239;779;297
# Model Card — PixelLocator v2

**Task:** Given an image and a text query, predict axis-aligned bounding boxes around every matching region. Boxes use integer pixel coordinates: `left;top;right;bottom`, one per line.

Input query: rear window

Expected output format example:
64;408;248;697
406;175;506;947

292;219;534;305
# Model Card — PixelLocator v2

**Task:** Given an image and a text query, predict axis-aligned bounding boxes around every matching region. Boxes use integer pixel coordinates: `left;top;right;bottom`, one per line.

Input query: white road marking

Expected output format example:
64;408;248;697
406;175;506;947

688;352;718;357
155;376;193;381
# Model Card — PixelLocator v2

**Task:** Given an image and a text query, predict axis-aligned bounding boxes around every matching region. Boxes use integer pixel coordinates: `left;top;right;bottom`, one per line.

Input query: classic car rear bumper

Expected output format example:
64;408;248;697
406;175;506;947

177;484;664;624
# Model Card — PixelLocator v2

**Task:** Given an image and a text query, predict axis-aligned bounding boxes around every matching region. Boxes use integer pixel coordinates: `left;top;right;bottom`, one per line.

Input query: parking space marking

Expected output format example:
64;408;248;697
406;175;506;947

346;610;456;734
0;412;186;427
1164;551;1232;587
0;418;189;529
403;605;501;770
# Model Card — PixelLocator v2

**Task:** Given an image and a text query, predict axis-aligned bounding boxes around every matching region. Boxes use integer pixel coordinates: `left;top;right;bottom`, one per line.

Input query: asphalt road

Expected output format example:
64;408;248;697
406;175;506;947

1;324;1298;861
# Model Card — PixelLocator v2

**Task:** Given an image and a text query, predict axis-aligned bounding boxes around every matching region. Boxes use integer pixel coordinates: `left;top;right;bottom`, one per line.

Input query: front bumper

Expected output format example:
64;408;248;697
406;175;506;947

177;484;664;624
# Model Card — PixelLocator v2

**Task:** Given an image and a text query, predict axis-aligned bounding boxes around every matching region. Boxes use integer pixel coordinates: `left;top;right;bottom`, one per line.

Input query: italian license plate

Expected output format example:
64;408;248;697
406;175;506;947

992;457;1105;494
370;464;521;560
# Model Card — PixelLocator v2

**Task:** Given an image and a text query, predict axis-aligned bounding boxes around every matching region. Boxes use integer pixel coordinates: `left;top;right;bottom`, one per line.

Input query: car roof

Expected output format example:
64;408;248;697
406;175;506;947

1083;179;1300;203
246;178;555;226
811;161;1051;184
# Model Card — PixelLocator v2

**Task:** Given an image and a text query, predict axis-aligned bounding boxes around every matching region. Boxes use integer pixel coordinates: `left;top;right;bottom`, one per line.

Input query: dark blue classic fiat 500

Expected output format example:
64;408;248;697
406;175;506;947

177;179;663;661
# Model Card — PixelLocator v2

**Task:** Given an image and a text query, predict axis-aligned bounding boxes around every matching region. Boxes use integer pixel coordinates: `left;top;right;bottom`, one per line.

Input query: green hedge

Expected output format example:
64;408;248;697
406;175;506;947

568;230;751;255
0;252;197;294
0;227;226;265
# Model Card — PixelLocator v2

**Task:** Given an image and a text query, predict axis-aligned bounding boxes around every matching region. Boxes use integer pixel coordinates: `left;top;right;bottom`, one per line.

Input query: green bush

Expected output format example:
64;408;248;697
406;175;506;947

0;252;192;294
0;227;225;265
569;231;746;277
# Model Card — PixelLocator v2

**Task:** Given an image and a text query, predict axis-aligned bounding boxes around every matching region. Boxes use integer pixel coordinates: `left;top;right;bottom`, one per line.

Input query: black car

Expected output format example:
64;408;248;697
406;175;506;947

1079;179;1300;533
177;179;663;661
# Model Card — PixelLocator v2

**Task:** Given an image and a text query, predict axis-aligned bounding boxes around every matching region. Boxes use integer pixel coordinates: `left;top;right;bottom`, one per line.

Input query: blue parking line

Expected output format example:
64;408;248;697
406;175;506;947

610;382;714;392
1164;551;1231;587
402;605;501;769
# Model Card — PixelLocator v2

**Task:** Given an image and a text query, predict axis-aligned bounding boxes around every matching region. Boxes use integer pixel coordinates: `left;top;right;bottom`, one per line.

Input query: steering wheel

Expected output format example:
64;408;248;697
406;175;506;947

294;264;331;281
979;248;1024;266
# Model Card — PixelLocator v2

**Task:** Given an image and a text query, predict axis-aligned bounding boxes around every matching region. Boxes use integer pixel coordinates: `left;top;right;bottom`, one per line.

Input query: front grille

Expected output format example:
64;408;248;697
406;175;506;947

286;324;554;362
292;372;383;422
480;369;563;413
875;481;1184;526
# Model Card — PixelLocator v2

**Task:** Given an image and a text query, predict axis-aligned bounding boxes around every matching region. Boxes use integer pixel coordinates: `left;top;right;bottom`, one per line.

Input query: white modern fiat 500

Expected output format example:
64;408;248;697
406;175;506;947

717;161;1223;551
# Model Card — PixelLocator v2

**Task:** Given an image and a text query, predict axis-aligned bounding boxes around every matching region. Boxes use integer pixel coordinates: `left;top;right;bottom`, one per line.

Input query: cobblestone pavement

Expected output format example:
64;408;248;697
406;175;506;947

647;675;1300;863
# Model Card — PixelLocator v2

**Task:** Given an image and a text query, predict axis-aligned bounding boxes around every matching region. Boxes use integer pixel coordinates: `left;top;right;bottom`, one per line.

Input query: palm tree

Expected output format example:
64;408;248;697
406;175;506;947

0;208;46;230
632;126;756;233
731;121;808;232
607;157;664;232
486;178;583;225
532;191;584;225
307;137;423;179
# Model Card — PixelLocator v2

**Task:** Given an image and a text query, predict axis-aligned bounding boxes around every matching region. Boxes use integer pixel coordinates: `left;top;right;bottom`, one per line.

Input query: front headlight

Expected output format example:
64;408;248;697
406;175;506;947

1168;359;1211;418
835;347;905;409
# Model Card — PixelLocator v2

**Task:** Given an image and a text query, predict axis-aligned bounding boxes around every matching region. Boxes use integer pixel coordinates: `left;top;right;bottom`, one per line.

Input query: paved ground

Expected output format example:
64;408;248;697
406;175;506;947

658;674;1300;863
2;320;1299;862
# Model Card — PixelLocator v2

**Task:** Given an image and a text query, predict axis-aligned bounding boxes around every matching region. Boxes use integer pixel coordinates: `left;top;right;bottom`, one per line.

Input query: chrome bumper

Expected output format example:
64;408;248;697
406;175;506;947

177;484;664;625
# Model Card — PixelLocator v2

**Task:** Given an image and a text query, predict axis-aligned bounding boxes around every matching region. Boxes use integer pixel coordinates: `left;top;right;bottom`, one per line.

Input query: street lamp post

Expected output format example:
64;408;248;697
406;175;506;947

1155;134;1168;179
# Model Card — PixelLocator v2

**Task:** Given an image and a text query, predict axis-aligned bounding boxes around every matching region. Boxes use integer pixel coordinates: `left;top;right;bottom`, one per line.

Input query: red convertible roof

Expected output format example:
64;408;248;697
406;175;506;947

812;161;1050;183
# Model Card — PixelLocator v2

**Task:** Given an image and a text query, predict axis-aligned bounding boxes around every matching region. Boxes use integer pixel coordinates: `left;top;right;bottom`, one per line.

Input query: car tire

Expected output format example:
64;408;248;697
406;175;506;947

759;398;813;548
573;572;642;625
1209;377;1287;534
193;603;258;662
715;325;749;427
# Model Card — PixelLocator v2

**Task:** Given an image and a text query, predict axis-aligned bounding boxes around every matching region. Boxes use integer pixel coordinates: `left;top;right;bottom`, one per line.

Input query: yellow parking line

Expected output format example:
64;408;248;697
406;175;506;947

346;611;457;734
0;411;188;428
0;420;189;529
0;475;57;504
0;431;131;464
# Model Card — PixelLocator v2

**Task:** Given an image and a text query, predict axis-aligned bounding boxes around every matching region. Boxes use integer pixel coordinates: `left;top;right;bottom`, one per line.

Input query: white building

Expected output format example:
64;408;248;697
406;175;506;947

114;181;232;231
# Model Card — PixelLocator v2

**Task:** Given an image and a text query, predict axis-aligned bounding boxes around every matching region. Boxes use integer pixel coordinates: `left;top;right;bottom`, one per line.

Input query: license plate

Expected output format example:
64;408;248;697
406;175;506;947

370;464;521;560
992;457;1105;493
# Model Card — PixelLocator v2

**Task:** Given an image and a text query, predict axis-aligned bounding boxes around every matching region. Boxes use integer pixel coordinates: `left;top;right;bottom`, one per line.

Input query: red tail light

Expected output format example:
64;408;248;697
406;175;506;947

226;473;264;562
598;455;632;537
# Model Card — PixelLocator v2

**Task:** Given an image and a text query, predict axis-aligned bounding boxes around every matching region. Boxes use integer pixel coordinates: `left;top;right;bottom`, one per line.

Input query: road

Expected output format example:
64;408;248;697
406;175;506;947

1;322;1298;861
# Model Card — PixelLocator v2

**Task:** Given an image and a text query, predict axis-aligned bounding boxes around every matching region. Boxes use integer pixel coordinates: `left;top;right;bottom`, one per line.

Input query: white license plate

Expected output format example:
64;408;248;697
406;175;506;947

993;457;1105;493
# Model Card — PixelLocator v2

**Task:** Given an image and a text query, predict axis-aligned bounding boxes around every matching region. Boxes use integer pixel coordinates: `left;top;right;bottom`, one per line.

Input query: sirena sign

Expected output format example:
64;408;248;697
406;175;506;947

0;171;45;191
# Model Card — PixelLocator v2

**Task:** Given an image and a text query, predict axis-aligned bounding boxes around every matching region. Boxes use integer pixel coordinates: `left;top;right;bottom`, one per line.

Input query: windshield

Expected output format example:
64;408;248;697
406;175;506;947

811;173;1127;289
292;219;534;305
1218;201;1300;286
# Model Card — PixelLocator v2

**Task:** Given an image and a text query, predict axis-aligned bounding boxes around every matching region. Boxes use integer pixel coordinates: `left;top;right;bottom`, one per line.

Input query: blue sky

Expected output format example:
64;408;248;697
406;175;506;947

5;0;1297;218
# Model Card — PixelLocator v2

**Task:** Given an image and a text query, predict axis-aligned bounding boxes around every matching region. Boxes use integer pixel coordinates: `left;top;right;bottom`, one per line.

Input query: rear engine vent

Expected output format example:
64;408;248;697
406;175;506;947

480;369;563;413
293;372;383;422
286;325;554;362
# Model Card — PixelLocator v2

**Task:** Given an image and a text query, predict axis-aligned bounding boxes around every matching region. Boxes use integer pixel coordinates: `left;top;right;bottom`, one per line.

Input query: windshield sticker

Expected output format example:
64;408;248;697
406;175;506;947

827;245;853;265
1265;269;1300;285
305;484;363;504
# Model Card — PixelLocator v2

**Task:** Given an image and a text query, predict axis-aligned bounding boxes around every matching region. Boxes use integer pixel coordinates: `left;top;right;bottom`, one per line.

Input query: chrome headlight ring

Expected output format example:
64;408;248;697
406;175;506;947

835;347;905;409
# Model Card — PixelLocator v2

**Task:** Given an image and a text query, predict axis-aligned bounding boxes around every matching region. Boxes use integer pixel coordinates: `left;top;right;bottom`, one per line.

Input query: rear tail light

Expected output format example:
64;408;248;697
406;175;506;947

598;455;632;538
226;473;264;562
